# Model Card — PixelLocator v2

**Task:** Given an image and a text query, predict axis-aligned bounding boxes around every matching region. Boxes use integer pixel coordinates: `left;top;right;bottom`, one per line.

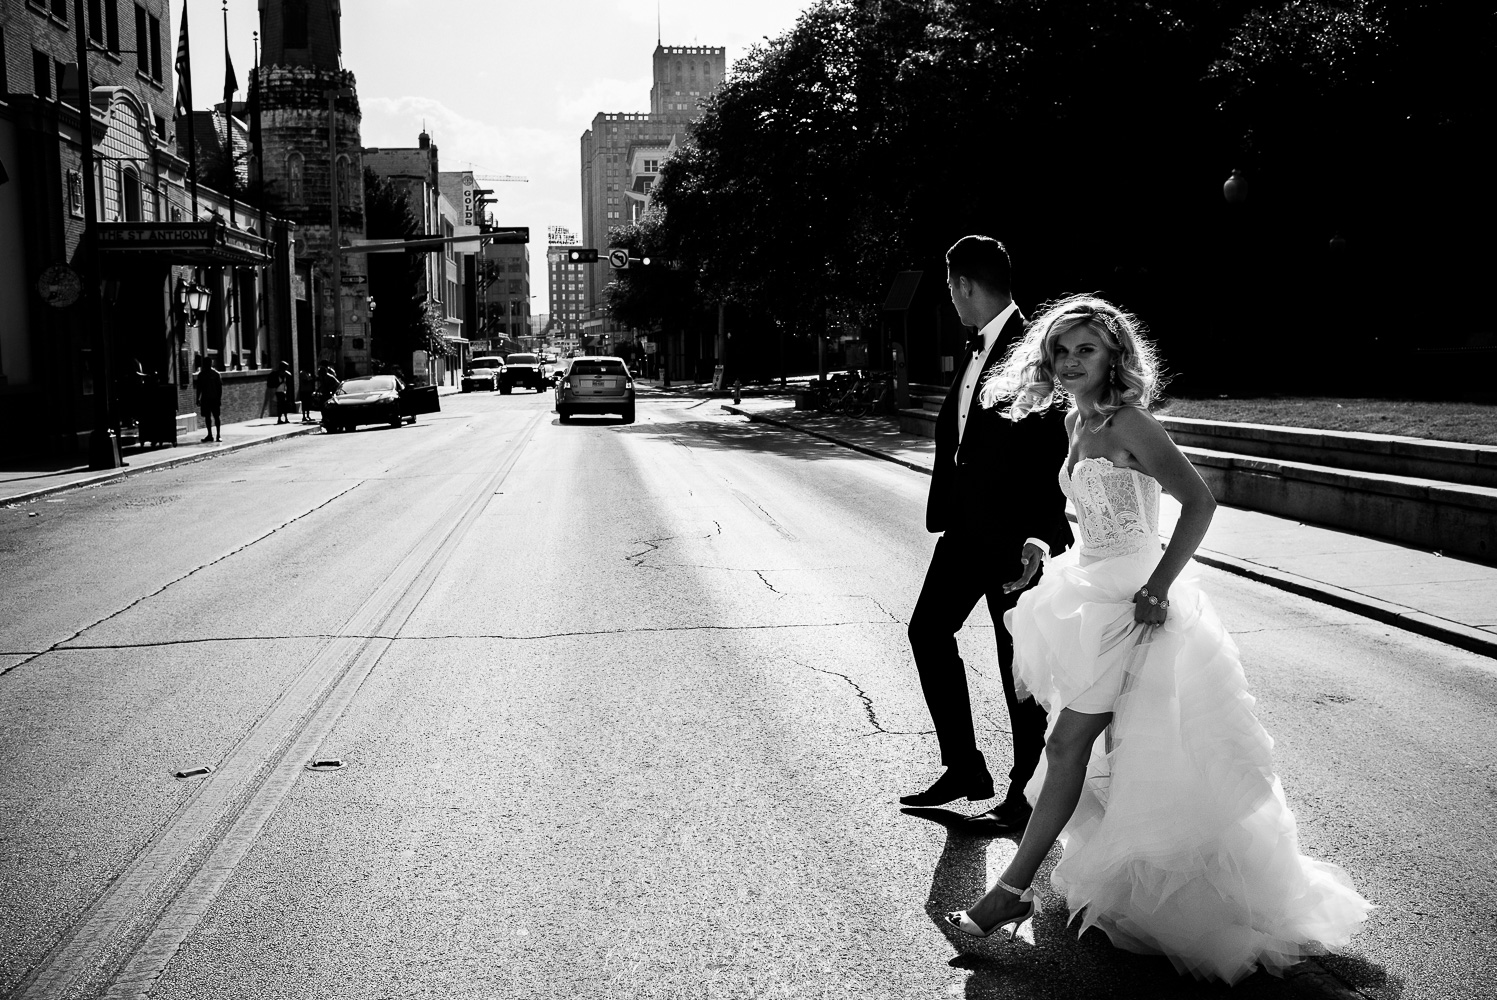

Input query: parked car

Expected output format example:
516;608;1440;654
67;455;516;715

555;356;635;424
498;352;547;394
461;357;502;392
322;375;440;432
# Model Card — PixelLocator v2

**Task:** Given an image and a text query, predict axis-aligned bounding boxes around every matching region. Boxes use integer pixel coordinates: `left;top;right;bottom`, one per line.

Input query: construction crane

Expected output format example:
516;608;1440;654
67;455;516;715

471;172;529;184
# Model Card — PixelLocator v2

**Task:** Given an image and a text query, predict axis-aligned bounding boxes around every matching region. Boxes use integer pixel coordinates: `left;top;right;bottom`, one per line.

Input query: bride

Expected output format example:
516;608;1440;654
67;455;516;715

942;294;1372;983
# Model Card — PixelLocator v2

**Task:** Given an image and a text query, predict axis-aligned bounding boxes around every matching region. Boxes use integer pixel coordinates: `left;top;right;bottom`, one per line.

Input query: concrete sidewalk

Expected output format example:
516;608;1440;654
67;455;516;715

722;397;1497;659
0;385;464;507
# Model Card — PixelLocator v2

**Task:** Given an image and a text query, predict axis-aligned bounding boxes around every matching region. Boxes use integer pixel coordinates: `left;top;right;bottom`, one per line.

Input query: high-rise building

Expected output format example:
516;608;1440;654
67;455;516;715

579;43;723;347
546;243;586;346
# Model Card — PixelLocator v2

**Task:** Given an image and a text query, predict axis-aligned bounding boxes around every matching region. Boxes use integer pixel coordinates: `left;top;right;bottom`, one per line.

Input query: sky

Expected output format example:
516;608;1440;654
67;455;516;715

177;0;815;304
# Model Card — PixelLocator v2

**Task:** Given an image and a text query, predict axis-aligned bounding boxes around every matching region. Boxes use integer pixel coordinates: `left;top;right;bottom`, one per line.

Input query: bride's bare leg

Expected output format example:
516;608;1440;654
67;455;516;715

964;707;1113;929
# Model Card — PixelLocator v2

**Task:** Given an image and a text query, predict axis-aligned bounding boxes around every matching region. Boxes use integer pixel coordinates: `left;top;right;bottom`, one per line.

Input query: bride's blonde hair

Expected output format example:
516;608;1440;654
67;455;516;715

979;293;1164;422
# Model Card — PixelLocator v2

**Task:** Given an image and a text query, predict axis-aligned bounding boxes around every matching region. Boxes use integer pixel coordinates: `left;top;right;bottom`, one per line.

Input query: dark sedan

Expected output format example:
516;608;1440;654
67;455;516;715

322;375;441;432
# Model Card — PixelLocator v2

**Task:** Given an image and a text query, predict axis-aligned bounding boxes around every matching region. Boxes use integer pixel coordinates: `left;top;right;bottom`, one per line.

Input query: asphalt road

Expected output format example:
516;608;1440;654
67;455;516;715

1;390;1492;999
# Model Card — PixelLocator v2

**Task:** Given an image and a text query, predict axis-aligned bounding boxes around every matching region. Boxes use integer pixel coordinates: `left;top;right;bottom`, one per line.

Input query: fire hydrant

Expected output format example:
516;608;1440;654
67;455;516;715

732;379;742;404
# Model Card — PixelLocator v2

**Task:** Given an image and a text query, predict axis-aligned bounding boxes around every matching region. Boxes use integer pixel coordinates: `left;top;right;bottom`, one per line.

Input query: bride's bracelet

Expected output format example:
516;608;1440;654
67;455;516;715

1136;586;1169;610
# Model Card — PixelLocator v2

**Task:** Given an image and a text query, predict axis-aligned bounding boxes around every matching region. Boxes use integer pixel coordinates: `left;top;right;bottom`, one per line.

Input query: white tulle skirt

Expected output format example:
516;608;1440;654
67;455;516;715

1004;544;1373;984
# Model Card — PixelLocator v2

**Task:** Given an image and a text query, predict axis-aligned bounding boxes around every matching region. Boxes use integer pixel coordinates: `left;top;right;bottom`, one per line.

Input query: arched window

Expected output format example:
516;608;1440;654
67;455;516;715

336;155;350;206
286;150;304;202
675;60;682;81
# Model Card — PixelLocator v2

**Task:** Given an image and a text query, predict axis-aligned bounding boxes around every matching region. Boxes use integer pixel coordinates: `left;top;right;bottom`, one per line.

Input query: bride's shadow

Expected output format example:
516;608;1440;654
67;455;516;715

905;808;1403;999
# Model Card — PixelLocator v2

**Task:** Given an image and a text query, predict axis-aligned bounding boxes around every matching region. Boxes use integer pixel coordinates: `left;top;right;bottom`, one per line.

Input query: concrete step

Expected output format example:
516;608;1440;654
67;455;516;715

1184;445;1497;564
1160;416;1497;488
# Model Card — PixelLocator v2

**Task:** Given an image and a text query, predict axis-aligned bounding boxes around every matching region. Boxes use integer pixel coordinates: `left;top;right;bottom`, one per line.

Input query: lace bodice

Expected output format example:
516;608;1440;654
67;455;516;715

1061;457;1161;558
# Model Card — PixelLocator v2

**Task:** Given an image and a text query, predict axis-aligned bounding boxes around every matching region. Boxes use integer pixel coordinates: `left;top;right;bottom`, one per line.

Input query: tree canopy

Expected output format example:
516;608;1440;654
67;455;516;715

615;0;1493;391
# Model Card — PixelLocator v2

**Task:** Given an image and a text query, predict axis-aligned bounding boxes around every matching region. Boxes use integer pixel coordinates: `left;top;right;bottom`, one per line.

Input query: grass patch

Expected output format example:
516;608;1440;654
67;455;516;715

1157;397;1497;446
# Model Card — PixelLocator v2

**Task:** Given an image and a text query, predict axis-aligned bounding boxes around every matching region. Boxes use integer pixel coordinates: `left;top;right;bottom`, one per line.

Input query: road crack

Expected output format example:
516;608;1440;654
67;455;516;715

625;537;676;570
790;657;889;735
754;570;782;596
42;620;907;652
0;482;365;678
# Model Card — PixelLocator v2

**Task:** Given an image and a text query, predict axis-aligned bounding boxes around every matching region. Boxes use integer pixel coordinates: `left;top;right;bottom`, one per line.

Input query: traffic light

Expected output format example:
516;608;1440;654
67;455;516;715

568;248;599;263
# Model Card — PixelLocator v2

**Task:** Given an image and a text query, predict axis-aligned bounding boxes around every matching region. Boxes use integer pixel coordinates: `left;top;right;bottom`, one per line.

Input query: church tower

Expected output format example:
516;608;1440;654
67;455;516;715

256;0;369;376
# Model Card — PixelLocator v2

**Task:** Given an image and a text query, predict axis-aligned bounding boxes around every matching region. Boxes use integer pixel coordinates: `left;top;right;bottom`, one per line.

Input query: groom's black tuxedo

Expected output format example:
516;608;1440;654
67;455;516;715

909;308;1072;800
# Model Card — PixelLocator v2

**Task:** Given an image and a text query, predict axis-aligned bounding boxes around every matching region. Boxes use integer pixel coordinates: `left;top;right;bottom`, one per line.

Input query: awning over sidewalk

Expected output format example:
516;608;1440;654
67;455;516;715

96;220;273;266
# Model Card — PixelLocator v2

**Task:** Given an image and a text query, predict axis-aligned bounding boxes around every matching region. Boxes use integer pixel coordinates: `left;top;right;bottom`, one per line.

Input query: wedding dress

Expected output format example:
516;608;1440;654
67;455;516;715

1004;456;1372;983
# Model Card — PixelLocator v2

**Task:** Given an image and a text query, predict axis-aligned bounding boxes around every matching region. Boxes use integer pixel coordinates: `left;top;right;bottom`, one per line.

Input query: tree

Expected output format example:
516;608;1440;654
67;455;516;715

363;168;430;372
639;0;1489;393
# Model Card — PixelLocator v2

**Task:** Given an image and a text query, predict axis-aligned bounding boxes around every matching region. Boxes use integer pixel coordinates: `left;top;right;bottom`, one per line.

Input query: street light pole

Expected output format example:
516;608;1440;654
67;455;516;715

74;0;120;469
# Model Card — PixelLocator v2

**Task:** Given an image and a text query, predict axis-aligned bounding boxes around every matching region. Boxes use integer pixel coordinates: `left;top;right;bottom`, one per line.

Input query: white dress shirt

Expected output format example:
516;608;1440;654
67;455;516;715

954;301;1052;559
956;301;1017;447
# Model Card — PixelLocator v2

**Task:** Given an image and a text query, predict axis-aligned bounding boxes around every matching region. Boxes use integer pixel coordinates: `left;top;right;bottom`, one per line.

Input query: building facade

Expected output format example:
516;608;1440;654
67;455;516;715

578;43;723;355
2;0;295;461
255;0;368;378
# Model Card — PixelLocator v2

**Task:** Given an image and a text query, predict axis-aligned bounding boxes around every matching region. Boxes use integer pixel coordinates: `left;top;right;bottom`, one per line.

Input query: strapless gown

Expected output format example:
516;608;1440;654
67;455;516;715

1003;457;1372;984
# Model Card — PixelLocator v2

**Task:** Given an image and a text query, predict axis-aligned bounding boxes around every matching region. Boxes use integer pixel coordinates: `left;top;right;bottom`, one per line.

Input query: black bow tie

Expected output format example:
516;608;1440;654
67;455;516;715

966;330;985;355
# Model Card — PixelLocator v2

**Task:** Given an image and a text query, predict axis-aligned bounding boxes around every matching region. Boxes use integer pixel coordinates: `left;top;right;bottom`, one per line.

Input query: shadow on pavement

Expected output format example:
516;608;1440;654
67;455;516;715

904;807;1400;999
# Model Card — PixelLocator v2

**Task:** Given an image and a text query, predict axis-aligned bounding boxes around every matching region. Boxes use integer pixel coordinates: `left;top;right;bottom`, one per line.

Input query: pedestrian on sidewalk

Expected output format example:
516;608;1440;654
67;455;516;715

941;293;1371;981
274;361;293;424
901;235;1072;830
195;356;222;443
299;369;316;423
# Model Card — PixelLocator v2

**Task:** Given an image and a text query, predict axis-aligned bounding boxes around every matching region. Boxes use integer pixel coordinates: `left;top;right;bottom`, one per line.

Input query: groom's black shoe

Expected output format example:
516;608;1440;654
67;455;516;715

900;766;994;807
965;798;1032;836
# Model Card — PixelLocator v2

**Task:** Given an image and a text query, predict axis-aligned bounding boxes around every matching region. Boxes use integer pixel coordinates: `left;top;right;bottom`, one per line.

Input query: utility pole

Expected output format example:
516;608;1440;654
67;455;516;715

326;87;352;374
74;0;120;468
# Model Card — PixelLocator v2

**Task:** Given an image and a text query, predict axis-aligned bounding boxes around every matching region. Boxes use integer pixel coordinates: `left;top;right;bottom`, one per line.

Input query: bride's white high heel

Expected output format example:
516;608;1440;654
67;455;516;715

944;876;1041;940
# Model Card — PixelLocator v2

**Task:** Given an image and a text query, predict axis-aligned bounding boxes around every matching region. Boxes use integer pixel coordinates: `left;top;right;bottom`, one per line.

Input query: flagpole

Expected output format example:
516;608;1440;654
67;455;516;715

176;1;198;218
222;0;236;228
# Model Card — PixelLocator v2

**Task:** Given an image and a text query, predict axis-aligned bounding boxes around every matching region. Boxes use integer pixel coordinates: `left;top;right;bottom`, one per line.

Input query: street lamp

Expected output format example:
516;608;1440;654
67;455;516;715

1223;169;1247;204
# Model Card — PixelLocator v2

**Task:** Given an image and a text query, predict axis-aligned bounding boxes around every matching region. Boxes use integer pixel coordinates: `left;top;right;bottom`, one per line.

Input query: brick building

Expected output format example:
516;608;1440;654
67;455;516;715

1;0;296;461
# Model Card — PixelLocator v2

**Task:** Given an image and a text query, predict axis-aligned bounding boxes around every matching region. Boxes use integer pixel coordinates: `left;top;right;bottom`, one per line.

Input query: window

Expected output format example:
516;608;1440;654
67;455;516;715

0;27;6;94
284;0;308;48
133;5;148;75
33;48;52;98
286;150;304;202
643;159;659;173
154;114;166;139
50;0;67;22
120;166;141;221
106;0;120;53
148;13;162;82
88;0;103;43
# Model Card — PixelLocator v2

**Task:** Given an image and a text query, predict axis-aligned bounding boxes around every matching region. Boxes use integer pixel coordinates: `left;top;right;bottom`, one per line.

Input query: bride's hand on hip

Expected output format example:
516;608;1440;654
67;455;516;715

1002;543;1047;594
1134;586;1168;626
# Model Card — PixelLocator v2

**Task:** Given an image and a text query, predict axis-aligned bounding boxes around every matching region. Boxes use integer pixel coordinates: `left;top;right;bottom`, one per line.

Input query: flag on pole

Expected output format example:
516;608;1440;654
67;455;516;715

173;2;192;117
174;1;198;216
222;4;238;218
222;37;237;109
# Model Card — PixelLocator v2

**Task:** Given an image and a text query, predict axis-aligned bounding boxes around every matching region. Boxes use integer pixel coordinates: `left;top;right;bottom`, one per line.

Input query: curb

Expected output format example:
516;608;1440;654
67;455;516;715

2;425;323;506
722;404;1497;660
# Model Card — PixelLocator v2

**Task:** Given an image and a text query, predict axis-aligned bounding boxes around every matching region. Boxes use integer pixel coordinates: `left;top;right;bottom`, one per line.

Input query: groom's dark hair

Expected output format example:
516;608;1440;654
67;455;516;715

946;235;1012;297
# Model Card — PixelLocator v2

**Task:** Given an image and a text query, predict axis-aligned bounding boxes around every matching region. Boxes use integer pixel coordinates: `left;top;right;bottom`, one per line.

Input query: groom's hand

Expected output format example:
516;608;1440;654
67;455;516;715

1002;542;1047;594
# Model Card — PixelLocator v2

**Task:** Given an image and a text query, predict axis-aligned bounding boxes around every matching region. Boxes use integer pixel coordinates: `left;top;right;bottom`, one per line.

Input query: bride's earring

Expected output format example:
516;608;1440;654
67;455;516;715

1110;363;1119;386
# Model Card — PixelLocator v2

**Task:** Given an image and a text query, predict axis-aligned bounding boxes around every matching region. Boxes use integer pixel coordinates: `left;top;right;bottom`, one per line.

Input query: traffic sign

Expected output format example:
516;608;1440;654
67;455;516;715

608;249;629;269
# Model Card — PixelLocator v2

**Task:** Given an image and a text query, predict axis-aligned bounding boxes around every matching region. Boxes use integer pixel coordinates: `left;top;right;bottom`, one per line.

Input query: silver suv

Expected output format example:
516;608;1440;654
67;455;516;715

555;356;635;424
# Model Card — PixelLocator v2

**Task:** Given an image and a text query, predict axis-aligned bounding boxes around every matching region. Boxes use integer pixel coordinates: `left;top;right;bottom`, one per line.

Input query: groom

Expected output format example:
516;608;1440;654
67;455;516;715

901;235;1072;833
